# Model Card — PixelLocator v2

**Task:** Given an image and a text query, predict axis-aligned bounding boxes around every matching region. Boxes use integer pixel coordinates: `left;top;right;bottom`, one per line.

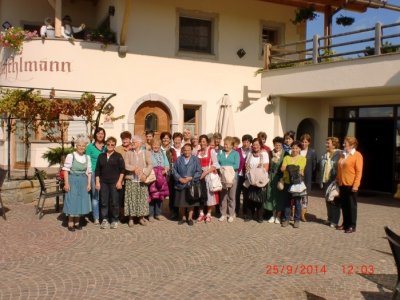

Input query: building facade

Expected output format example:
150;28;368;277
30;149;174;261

1;0;399;194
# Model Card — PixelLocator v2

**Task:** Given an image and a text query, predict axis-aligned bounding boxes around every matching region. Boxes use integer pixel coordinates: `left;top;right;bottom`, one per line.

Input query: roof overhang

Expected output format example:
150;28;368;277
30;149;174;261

257;0;400;13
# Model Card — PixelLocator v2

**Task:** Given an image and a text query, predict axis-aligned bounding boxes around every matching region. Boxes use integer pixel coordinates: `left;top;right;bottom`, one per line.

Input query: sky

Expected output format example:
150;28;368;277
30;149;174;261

306;1;400;56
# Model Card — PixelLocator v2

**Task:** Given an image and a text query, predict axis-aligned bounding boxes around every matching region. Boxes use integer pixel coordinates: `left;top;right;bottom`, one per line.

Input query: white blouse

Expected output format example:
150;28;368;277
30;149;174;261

246;152;269;169
62;152;92;174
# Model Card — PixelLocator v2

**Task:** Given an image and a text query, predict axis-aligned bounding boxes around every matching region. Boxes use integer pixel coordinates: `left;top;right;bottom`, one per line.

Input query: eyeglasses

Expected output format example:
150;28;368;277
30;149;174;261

107;143;115;146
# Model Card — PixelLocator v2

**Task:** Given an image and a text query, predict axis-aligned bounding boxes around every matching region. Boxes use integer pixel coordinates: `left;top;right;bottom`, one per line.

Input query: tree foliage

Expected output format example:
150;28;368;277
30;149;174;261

0;89;102;178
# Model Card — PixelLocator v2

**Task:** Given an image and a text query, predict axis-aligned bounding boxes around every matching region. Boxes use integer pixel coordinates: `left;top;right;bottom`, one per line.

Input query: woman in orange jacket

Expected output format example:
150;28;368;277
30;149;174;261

336;136;363;234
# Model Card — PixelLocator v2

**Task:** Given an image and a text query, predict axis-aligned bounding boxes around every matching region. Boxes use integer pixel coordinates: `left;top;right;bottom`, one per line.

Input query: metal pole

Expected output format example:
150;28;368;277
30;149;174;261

7;115;11;181
313;34;320;64
374;22;382;55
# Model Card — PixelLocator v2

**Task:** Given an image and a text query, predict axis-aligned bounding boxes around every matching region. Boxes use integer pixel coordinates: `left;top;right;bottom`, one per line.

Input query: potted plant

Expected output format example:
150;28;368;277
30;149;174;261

0;27;38;53
336;15;355;27
292;6;318;25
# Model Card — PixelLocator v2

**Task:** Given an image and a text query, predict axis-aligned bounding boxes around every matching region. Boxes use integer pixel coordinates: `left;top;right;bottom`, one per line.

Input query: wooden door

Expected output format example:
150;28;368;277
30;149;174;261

134;101;171;138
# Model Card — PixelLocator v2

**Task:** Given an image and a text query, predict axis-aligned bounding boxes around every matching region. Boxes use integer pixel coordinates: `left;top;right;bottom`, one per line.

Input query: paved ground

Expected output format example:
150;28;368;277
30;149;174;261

0;194;399;300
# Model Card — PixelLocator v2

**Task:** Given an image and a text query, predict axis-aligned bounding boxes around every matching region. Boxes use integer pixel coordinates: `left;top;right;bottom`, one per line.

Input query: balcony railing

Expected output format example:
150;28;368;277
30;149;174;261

262;21;400;71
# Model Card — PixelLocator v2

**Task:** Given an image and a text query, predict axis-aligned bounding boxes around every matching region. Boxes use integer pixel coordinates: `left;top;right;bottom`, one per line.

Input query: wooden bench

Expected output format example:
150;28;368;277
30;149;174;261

0;168;7;220
384;226;400;300
35;168;64;219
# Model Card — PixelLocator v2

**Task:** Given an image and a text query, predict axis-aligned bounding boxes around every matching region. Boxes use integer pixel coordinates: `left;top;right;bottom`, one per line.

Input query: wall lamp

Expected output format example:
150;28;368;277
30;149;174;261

237;48;246;58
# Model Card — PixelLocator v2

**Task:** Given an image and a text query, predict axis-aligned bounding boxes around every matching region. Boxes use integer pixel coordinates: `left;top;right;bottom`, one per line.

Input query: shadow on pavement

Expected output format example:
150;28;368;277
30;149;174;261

304;290;326;299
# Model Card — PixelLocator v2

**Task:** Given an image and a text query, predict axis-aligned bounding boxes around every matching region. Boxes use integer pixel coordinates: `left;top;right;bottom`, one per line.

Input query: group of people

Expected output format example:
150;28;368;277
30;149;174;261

62;127;363;234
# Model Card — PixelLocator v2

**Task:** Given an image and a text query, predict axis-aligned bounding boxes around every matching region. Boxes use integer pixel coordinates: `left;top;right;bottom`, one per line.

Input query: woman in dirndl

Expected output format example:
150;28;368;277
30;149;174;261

124;135;153;227
196;134;220;223
63;137;92;231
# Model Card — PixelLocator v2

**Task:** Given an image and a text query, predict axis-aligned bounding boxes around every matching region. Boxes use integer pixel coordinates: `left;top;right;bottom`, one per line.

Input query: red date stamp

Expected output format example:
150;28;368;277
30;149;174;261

265;264;327;275
341;264;375;275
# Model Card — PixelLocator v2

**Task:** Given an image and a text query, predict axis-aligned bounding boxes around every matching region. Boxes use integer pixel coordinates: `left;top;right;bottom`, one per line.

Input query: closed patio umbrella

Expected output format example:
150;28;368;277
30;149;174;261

215;94;235;138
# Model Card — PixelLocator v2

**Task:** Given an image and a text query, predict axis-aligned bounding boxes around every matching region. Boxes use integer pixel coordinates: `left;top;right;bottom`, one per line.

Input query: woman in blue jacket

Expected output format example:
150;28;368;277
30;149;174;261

173;143;202;226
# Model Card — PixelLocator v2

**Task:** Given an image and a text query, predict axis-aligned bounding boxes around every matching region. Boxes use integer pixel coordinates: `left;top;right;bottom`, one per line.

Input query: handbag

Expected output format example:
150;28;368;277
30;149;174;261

204;149;222;192
248;185;267;203
207;172;222;192
186;182;202;203
325;181;339;202
142;151;156;185
245;152;269;188
220;166;235;188
144;169;156;185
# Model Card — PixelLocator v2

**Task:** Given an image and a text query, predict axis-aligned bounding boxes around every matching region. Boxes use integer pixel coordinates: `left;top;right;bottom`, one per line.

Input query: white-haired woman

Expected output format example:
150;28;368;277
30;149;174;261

124;135;153;226
63;137;92;232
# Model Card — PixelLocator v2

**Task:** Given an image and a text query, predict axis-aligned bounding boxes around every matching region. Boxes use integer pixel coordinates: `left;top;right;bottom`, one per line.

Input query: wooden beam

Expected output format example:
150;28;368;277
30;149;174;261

257;0;367;12
324;5;332;47
54;0;62;37
119;0;131;46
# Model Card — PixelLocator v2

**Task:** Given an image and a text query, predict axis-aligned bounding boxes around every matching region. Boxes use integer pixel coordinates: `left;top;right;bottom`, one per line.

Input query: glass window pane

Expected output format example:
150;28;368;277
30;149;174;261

145;114;158;132
334;107;357;119
179;17;212;53
359;106;393;118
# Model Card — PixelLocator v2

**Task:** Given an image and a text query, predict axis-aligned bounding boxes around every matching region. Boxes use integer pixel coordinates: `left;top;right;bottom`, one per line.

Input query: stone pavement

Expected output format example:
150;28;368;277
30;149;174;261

0;194;399;300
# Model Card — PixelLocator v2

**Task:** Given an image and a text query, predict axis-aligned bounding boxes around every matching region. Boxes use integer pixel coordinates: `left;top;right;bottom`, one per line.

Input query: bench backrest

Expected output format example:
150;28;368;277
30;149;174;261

34;168;46;191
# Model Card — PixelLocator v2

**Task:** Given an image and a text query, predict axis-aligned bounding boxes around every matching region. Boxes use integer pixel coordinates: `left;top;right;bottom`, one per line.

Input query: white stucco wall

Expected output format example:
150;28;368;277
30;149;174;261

0;0;304;168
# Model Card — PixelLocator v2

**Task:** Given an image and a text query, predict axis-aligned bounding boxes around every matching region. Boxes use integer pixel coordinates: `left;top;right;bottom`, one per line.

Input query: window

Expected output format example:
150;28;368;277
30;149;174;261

260;22;284;57
183;105;201;134
145;113;158;132
179;16;213;54
262;27;278;46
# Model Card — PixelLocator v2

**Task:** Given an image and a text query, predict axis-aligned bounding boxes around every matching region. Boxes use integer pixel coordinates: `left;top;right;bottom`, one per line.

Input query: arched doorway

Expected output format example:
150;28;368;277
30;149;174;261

296;118;317;148
134;101;171;138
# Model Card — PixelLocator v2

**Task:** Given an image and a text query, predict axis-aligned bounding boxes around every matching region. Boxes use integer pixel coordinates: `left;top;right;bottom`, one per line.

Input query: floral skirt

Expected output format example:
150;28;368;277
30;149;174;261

124;180;149;217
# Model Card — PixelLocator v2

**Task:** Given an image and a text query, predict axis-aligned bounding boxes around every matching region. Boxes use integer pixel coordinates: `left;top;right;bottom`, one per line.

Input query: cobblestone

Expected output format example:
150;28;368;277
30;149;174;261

0;194;399;299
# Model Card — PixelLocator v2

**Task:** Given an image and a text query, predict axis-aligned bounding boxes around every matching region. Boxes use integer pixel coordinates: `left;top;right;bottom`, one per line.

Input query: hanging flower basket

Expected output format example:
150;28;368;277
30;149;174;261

292;6;318;25
336;15;355;27
0;27;38;53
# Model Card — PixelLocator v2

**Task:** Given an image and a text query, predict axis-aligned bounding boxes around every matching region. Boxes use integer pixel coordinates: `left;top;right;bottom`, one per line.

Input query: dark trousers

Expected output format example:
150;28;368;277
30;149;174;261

339;186;357;229
149;199;162;217
246;200;263;220
100;182;119;223
168;176;178;217
235;175;249;217
283;184;301;222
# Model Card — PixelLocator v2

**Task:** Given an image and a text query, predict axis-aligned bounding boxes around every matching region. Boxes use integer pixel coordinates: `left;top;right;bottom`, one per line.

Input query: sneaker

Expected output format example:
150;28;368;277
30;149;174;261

274;217;281;224
218;216;226;222
281;220;289;227
197;214;205;223
148;216;155;223
330;223;336;228
94;219;100;225
110;221;118;229
100;220;109;229
267;216;275;223
154;215;165;221
293;221;300;228
228;216;234;223
205;215;212;223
